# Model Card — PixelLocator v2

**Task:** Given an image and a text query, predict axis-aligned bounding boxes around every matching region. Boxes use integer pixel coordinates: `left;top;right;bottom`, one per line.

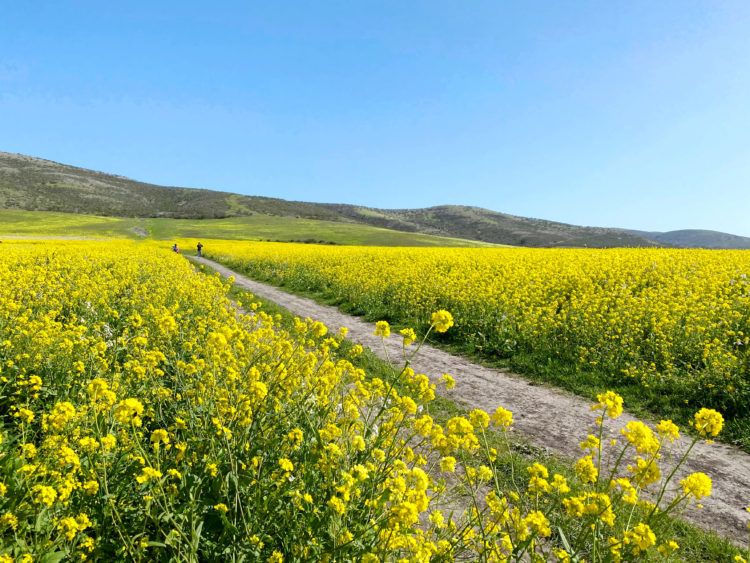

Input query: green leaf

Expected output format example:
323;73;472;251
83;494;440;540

558;526;573;554
40;551;69;563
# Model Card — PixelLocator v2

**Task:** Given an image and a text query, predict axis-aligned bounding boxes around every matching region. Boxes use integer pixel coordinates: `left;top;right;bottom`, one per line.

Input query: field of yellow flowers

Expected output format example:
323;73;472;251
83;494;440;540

0;240;742;561
205;243;750;447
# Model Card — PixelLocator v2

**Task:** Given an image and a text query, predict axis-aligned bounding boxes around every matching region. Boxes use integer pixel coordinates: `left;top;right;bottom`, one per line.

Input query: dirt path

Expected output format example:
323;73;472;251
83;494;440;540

193;256;750;544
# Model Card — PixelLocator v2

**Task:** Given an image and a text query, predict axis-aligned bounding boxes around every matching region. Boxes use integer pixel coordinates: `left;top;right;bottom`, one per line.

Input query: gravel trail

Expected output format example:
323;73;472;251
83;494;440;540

193;256;750;545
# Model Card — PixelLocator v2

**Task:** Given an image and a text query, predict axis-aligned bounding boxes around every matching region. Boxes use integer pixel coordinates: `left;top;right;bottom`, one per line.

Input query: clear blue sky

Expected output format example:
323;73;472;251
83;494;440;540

2;2;749;236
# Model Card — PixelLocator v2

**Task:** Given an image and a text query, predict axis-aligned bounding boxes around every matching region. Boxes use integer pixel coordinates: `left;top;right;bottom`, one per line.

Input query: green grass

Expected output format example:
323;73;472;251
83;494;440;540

195;260;744;562
0;210;139;238
0;210;496;247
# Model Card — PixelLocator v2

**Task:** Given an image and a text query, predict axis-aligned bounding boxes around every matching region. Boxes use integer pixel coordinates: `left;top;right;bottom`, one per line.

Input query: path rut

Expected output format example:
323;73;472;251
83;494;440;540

193;256;750;545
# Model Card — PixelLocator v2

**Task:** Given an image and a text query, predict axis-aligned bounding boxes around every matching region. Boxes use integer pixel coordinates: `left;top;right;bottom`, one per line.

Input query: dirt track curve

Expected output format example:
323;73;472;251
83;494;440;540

193;256;749;545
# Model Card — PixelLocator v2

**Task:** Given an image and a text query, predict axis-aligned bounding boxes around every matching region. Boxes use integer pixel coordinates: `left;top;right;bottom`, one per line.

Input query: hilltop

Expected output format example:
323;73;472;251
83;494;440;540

2;151;748;248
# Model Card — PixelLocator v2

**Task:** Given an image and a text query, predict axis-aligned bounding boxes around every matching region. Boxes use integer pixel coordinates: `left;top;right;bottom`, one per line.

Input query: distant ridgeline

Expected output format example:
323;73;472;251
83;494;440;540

1;151;748;248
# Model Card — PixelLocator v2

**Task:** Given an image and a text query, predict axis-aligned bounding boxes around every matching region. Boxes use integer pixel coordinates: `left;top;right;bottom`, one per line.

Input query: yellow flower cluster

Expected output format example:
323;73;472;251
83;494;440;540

680;472;712;500
694;407;725;437
430;310;454;333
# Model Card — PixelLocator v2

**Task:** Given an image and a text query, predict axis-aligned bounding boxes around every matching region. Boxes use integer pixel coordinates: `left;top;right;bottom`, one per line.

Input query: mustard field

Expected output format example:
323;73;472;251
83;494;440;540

0;240;742;561
205;243;750;447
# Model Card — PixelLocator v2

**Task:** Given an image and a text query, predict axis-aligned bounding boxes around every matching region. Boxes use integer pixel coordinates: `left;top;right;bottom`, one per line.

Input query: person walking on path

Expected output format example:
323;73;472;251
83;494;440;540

197;242;203;257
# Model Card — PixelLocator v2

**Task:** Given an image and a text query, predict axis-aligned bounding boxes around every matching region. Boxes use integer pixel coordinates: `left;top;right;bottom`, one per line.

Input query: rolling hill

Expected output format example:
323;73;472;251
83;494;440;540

627;229;750;250
2;151;748;248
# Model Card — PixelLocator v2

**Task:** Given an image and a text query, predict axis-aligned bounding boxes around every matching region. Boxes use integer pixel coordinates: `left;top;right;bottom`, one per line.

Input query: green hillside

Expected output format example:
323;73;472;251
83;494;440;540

3;151;747;248
0;151;654;247
0;210;495;247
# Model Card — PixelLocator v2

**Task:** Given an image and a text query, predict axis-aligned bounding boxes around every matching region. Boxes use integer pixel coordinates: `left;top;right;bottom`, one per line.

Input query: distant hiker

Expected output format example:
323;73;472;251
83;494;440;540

172;243;180;253
197;242;203;257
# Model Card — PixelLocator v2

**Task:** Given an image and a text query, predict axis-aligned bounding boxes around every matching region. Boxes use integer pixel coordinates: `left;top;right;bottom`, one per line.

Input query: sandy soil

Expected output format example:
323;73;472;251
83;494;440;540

193;256;750;545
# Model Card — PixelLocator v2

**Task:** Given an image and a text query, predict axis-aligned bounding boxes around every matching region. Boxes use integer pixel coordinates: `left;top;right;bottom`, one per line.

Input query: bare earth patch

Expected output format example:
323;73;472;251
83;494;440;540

193;256;750;545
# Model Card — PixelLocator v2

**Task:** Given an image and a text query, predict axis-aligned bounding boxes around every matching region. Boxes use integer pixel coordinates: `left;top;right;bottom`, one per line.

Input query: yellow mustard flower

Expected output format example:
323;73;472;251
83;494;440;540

680;472;712;500
430;310;454;333
374;320;391;338
693;408;724;437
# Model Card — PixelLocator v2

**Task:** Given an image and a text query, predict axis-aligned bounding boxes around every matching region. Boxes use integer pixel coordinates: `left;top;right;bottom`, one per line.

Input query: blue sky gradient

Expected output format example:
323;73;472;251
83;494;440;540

2;1;749;235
